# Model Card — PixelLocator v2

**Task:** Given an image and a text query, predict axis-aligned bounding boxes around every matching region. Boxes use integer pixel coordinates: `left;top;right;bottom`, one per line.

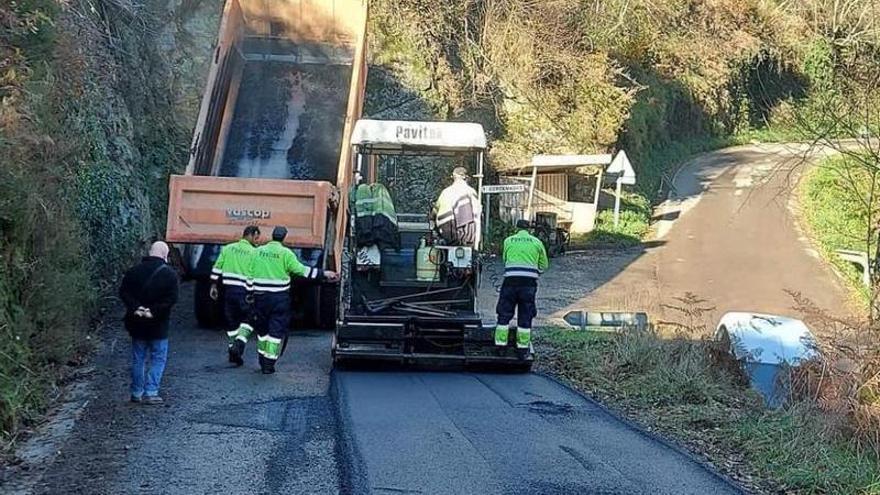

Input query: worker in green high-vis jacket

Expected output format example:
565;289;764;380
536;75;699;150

495;219;549;350
211;225;260;367
250;226;338;374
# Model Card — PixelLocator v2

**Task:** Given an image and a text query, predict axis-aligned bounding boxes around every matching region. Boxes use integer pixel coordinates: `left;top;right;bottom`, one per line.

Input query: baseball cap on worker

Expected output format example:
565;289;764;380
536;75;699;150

515;219;531;230
272;226;288;242
451;166;468;179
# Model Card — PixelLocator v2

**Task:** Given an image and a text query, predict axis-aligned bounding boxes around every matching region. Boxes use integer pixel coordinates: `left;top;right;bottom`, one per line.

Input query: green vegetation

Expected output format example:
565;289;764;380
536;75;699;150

367;0;871;254
540;328;880;494
1;0;95;444
801;157;874;304
576;192;652;249
368;0;826;198
0;0;220;446
732;408;880;493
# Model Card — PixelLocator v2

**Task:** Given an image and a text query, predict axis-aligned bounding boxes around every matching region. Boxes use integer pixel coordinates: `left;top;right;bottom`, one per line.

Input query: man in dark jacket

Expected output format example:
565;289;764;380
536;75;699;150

119;241;180;404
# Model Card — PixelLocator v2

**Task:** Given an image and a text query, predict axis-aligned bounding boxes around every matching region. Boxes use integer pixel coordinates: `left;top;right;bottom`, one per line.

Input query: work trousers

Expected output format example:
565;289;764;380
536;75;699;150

224;286;254;347
496;284;538;329
254;292;290;367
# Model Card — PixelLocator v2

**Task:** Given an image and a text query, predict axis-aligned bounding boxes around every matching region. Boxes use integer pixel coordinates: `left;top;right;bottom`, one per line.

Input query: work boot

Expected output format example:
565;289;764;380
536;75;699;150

228;340;245;367
259;355;276;375
143;395;164;405
226;329;239;346
494;325;509;347
516;327;531;349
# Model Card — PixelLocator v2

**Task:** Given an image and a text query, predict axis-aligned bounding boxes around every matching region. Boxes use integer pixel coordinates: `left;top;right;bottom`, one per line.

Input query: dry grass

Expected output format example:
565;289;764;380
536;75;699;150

789;293;880;459
538;292;880;493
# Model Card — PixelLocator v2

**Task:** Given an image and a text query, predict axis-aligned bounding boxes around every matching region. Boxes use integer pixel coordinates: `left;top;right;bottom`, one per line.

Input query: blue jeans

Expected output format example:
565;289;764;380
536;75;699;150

131;339;169;398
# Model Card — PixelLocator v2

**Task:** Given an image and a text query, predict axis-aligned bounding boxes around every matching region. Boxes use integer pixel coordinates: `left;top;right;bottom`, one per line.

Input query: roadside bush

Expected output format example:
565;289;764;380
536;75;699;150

483;220;517;255
789;294;880;458
0;0;218;445
0;44;95;444
800;156;874;304
1;0;94;442
0;168;95;442
731;404;880;493
580;192;651;248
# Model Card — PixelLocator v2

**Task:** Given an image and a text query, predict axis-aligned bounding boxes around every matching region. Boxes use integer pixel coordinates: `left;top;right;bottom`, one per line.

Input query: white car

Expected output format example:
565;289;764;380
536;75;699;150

715;312;819;407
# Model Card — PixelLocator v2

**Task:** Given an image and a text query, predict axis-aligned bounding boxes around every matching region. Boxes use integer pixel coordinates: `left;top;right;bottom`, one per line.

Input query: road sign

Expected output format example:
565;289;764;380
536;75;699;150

482;183;527;242
608;151;637;227
482;184;526;194
608;150;636;184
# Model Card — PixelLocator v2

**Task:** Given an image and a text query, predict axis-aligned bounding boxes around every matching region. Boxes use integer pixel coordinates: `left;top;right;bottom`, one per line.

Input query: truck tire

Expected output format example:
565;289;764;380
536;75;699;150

294;283;338;330
194;278;223;329
318;283;338;330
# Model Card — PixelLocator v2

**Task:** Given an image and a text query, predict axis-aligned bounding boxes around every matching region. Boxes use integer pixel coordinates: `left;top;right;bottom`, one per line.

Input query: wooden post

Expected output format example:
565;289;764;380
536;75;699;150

593;169;603;231
525;166;538;221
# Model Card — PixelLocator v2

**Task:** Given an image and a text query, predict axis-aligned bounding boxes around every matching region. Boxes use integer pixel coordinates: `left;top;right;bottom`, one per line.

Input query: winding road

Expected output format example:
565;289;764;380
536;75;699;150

555;143;856;327
3;144;856;495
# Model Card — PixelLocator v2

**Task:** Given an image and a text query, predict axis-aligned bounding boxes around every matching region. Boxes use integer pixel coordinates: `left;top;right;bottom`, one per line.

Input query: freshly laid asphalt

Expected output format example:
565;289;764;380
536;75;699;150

333;370;741;495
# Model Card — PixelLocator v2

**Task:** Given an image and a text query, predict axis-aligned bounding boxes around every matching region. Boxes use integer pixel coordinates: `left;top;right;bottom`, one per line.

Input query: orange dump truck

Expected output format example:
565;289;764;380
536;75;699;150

165;0;368;328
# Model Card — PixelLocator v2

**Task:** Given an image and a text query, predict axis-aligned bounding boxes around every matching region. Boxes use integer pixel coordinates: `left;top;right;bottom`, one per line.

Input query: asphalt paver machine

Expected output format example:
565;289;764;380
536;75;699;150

332;119;534;371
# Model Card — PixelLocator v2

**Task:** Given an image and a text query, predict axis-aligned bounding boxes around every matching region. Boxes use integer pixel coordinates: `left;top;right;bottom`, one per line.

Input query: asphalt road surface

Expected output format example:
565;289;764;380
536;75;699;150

555;143;857;327
4;289;342;495
4;286;742;494
335;371;739;494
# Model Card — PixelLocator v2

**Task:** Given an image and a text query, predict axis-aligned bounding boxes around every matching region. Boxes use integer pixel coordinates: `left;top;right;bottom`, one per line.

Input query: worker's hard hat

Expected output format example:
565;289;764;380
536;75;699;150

451;167;468;179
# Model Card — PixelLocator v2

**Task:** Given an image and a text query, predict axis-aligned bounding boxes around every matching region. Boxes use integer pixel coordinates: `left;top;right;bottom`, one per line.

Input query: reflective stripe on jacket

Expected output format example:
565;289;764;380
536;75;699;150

211;239;256;289
503;230;549;279
251;241;322;293
355;183;398;225
434;179;482;246
354;183;400;250
435;180;480;226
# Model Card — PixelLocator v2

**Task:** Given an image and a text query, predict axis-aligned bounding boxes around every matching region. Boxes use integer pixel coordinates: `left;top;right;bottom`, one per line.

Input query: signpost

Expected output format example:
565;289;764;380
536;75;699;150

606;151;637;228
481;183;527;239
481;184;527;194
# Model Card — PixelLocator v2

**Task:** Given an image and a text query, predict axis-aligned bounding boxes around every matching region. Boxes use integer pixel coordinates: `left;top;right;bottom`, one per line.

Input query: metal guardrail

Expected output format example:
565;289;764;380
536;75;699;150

835;249;871;288
561;311;650;332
